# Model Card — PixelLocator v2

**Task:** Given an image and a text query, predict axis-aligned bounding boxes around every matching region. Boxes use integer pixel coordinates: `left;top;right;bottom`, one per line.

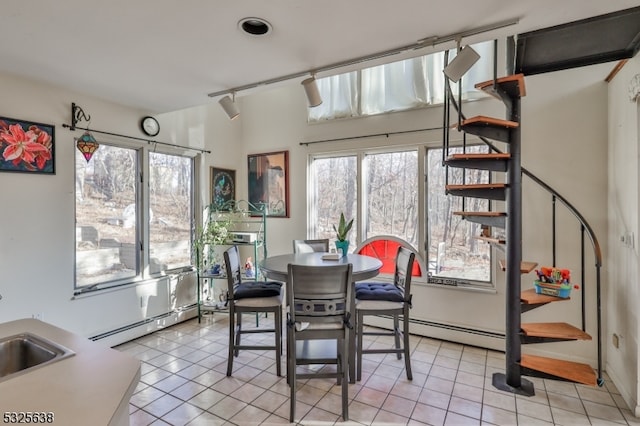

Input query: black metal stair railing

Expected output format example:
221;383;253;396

442;47;604;386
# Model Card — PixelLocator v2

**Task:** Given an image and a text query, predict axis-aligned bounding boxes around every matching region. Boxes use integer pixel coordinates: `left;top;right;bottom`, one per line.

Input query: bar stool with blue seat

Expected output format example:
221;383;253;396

223;245;283;377
286;262;353;422
355;245;415;381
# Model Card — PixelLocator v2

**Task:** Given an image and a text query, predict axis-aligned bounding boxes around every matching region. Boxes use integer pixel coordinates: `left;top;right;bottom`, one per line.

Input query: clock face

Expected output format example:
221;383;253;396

141;116;159;137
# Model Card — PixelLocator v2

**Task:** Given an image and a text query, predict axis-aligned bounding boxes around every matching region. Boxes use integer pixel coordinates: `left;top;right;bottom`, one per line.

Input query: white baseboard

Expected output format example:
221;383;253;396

90;307;198;348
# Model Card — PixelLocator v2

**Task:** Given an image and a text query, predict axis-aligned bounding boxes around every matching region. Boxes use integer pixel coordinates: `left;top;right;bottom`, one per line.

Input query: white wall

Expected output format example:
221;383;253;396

0;72;228;342
606;55;640;414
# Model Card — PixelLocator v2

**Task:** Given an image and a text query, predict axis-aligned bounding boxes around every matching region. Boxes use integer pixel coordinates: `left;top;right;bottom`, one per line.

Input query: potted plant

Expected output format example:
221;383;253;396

194;216;233;272
333;212;354;256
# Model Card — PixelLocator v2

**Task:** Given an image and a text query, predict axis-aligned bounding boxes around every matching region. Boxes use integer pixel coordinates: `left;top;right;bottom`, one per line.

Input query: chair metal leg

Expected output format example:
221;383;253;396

275;308;282;377
227;308;235;376
288;328;296;422
393;314;401;360
356;310;364;381
234;311;242;357
403;312;412;380
341;337;349;421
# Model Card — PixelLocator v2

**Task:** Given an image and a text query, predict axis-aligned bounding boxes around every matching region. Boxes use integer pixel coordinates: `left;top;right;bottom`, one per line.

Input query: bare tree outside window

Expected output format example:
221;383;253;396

149;152;193;274
75;144;139;287
364;151;418;245
427;146;491;283
75;145;194;290
311;156;357;248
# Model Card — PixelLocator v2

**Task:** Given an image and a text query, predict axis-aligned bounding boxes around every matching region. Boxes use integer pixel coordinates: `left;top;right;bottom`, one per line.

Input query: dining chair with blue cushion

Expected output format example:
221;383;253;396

286;262;353;422
292;238;330;253
223;245;283;377
355;245;415;381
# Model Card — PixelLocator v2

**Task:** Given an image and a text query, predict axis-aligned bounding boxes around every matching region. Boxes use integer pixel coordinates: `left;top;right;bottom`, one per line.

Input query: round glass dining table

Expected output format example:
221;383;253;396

259;252;383;383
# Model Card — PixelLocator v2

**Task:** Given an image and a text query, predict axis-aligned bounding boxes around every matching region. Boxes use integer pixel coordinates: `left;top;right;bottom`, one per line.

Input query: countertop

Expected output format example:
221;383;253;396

0;319;140;426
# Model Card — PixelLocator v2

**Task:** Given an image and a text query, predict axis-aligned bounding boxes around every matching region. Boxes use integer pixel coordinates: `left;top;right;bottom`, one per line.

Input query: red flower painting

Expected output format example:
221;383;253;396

0;117;55;174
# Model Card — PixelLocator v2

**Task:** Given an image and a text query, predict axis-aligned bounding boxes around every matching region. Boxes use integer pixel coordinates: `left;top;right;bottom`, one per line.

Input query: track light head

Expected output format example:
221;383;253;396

301;76;322;107
219;95;240;120
443;45;481;82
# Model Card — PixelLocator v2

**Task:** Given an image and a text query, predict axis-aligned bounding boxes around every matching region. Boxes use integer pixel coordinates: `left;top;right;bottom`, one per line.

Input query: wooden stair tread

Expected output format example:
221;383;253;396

446;183;507;190
499;259;538;273
475;74;527;97
447;153;511;161
520;354;596;386
461;116;519;128
453;211;506;217
521;288;569;305
522;322;591;340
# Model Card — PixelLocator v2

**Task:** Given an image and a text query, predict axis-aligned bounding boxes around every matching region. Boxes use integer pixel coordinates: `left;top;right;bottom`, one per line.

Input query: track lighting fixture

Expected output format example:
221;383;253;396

219;94;240;120
207;18;517;100
301;76;322;107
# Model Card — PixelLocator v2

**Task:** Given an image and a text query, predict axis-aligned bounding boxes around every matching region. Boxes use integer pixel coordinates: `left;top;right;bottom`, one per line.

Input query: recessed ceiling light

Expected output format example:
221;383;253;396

238;17;272;36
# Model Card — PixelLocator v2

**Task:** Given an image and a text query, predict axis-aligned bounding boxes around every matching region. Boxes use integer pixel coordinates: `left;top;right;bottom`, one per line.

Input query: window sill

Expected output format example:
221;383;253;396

72;269;195;299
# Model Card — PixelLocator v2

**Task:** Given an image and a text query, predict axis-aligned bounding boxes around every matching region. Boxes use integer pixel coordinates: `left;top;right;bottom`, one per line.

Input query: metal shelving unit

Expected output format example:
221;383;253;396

195;200;267;322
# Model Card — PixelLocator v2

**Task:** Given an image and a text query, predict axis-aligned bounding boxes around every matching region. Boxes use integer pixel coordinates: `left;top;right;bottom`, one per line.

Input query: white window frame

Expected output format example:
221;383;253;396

74;142;196;294
309;145;427;273
308;142;495;290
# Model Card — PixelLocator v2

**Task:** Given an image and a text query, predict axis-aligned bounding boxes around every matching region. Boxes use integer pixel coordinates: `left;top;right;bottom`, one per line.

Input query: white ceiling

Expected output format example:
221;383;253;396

2;1;638;113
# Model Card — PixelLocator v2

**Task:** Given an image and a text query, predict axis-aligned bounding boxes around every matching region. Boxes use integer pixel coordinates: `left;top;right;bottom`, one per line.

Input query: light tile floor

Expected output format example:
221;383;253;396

117;313;639;425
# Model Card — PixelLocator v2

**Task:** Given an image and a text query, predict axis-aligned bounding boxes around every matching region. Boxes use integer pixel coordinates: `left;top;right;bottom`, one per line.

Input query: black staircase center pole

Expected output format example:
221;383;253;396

492;83;535;396
505;92;523;387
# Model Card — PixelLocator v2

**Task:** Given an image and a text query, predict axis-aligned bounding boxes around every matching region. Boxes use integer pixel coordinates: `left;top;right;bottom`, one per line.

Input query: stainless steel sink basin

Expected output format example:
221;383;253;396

0;332;75;382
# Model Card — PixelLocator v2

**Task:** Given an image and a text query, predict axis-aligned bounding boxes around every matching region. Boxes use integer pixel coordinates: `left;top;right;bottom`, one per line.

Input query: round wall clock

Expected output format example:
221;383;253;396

140;116;160;137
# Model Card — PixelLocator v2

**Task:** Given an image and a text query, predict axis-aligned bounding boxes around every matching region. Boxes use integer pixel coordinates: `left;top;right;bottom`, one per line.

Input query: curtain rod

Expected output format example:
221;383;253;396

62;123;211;154
208;18;519;99
300;126;444;146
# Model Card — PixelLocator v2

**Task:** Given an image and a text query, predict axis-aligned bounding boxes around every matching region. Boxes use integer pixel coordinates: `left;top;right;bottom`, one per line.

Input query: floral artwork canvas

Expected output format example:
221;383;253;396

0;116;55;174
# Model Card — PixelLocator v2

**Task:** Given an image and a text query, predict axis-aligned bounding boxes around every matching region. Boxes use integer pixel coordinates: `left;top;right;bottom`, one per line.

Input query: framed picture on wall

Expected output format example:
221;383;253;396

0;116;55;174
247;150;289;217
210;167;236;210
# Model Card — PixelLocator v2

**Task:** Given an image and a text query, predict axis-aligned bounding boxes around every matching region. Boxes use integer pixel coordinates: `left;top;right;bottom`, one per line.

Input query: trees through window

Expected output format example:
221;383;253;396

310;145;492;287
75;144;194;291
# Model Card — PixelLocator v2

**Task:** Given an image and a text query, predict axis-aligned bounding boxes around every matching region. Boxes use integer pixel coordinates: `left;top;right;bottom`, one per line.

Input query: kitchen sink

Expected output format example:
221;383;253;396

0;332;75;382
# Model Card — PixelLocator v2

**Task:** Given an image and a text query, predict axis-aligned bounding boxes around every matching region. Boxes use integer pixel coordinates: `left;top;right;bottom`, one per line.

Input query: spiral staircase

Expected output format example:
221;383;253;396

442;67;603;395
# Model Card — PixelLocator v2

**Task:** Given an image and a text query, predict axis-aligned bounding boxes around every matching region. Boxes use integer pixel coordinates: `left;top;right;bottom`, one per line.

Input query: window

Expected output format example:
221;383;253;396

364;151;418;245
310;155;357;245
309;40;495;122
149;152;193;274
310;144;492;288
75;144;194;291
310;149;419;251
426;146;491;285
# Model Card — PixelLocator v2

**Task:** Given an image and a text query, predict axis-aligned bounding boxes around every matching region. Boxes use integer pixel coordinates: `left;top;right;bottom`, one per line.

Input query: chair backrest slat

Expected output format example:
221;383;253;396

287;263;352;323
394;246;416;301
224;245;243;289
293;239;330;253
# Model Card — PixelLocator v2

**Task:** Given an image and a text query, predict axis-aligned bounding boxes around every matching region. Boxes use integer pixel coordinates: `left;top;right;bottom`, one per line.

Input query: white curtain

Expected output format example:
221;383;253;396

310;40;494;122
308;72;358;121
361;56;430;115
